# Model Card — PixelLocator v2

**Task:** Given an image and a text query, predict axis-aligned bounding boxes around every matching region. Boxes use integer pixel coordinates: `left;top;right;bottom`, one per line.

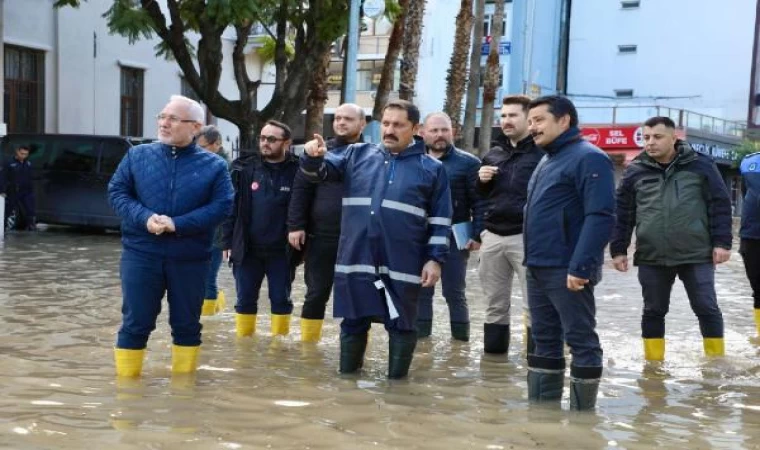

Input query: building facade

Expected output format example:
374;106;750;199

568;0;755;122
3;0;189;138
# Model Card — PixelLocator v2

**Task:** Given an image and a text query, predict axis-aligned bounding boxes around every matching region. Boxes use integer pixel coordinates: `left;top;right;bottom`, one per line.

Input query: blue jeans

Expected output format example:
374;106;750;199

117;249;209;349
638;263;723;338
527;267;603;371
233;252;293;315
417;249;469;323
204;248;223;299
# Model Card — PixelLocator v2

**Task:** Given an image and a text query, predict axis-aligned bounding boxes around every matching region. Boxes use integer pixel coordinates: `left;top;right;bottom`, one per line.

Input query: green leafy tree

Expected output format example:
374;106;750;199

54;0;350;150
733;139;760;168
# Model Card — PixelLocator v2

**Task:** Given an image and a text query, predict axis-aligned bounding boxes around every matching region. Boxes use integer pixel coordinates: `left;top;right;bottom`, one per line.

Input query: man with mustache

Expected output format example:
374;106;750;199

287;103;366;343
523;96;615;411
416;112;483;342
224;120;300;338
300;100;452;379
476;95;544;355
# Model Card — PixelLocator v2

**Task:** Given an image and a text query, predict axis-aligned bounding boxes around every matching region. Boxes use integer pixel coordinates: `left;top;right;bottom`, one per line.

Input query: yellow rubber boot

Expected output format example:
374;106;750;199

201;299;217;316
301;318;323;343
114;348;145;377
171;345;200;374
755;309;760;336
215;290;226;313
271;314;291;336
643;338;665;361
236;313;257;337
703;337;725;357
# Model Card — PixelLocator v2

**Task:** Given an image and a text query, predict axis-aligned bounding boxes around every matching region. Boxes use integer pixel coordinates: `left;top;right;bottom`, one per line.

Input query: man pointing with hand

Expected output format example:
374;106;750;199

300;100;452;379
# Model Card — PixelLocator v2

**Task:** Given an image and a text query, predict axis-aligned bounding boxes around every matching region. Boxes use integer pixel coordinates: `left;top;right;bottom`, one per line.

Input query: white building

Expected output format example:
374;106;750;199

4;0;181;137
568;0;756;123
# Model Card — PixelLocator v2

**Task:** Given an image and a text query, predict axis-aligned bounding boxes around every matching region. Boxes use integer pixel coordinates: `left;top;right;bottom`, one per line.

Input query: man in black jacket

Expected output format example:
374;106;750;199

287;103;366;342
2;145;36;230
477;95;544;356
416;112;483;341
224;120;300;338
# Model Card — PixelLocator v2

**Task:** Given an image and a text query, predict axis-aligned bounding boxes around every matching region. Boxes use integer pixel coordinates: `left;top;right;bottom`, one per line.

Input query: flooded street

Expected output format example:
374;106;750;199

0;228;759;449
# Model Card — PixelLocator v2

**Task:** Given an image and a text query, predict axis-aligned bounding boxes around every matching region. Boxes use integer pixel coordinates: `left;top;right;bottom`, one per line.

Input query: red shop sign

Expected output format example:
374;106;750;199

581;126;645;149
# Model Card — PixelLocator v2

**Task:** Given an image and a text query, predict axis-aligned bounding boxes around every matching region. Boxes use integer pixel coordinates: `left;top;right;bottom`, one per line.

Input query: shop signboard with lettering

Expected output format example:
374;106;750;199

581;126;645;149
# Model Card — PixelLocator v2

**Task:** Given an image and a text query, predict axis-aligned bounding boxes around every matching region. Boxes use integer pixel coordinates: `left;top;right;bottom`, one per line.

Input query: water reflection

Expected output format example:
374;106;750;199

0;228;758;448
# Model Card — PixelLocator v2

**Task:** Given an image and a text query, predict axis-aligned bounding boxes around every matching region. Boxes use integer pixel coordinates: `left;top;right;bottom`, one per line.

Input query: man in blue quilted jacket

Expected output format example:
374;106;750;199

108;95;234;378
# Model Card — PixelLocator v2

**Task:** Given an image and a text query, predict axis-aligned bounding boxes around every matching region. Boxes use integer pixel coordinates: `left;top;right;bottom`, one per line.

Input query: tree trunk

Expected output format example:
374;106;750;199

237;120;258;154
461;0;485;151
478;0;503;155
398;0;426;101
443;0;473;142
373;0;410;120
305;48;332;138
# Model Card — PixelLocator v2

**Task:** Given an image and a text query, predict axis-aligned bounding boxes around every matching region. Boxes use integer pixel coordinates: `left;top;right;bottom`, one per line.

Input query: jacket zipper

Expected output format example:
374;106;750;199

170;148;178;216
674;178;680;200
523;156;549;252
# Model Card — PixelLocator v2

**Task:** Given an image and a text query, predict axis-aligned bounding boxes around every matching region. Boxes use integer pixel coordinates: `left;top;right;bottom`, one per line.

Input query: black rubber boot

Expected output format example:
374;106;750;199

339;332;368;374
483;323;510;354
416;319;433;339
569;364;603;411
388;331;417;379
569;379;600;411
527;370;565;402
450;322;470;342
527;355;566;403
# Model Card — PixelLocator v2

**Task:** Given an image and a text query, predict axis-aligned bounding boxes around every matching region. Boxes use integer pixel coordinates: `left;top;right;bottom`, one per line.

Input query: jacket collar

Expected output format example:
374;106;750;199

492;133;535;153
542;126;582;155
160;141;200;155
635;139;697;169
427;143;456;160
382;136;425;158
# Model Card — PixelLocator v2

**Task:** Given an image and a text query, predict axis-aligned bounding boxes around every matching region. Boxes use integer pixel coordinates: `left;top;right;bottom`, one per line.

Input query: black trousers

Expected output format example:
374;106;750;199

741;239;760;309
301;235;339;320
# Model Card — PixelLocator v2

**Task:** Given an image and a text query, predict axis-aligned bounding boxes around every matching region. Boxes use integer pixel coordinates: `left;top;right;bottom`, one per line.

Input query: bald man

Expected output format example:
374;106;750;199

417;112;484;342
287;103;366;342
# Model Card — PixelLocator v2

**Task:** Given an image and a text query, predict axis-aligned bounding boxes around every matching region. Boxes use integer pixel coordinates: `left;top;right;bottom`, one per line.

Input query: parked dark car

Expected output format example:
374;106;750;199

0;134;152;230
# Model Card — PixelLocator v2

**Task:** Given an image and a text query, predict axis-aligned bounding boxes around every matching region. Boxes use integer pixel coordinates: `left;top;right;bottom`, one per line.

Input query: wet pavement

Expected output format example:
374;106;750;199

0;227;758;449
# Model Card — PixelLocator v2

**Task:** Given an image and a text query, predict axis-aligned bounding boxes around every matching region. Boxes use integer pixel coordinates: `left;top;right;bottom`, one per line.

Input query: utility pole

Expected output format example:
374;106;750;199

341;0;361;104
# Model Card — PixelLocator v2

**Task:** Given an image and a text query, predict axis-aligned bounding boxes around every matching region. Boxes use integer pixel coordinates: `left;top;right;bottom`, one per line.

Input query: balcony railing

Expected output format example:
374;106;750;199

576;105;746;138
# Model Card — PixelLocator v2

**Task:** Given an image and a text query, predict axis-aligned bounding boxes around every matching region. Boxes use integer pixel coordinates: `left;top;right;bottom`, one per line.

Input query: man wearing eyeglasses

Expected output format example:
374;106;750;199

223;120;300;338
287;103;366;343
108;95;234;378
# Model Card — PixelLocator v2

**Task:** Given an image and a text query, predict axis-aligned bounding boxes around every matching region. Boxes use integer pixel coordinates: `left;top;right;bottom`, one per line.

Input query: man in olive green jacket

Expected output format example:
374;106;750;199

610;116;732;361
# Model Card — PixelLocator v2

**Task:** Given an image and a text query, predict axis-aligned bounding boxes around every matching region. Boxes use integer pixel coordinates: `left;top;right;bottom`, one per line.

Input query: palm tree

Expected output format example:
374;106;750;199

443;0;474;143
373;0;410;120
478;0;504;155
399;0;427;101
305;49;333;138
461;0;485;151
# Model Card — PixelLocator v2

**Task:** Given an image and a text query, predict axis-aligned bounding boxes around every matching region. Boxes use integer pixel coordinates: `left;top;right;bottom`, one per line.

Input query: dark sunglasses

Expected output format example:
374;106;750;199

258;135;286;143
